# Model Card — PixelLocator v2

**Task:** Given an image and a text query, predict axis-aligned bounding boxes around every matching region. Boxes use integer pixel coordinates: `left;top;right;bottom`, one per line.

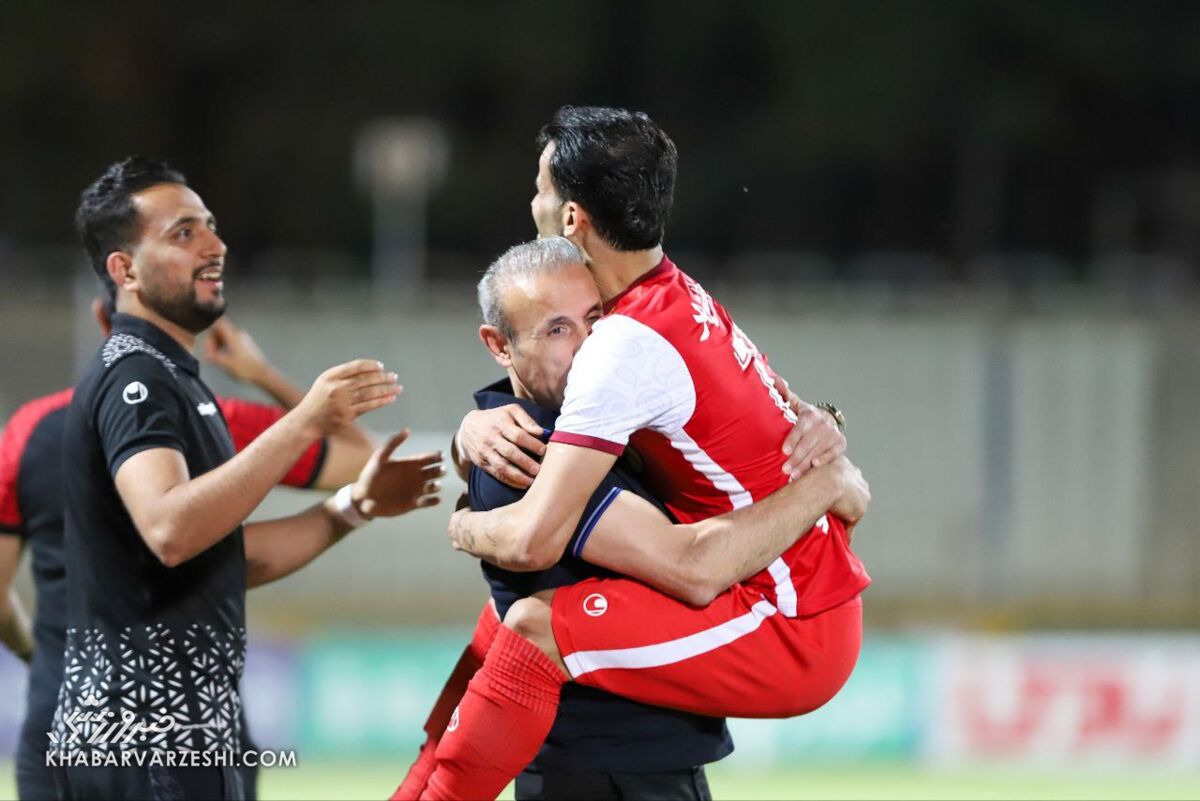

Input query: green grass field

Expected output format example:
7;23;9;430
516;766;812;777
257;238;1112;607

5;760;1200;800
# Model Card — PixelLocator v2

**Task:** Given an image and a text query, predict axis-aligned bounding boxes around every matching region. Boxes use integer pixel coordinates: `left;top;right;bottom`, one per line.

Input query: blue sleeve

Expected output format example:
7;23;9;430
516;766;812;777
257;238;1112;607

569;477;626;559
567;462;673;560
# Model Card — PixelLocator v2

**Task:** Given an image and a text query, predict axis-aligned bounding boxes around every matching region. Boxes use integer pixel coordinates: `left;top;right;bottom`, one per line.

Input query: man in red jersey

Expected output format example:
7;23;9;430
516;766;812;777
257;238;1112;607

417;107;871;800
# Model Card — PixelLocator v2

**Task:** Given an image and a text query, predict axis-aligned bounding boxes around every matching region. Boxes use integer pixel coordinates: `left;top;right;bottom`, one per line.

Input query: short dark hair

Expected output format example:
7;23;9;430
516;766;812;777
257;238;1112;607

536;106;677;251
75;156;188;296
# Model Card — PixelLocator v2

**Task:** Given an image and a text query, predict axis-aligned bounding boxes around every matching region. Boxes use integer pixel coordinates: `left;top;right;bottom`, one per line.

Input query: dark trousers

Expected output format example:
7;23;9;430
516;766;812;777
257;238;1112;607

53;762;245;801
515;767;712;801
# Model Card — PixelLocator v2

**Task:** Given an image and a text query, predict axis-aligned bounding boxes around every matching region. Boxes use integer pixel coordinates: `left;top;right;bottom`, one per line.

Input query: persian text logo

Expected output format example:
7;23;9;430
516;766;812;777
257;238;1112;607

48;692;175;749
684;275;722;342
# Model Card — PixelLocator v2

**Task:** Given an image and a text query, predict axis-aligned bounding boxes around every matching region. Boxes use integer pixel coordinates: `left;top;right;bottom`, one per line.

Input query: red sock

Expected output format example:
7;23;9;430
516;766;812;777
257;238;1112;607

391;602;500;800
420;626;566;801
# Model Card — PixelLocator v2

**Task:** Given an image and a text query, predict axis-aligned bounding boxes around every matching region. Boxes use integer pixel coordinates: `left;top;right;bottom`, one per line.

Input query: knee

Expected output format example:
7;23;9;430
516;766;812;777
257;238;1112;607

502;596;552;642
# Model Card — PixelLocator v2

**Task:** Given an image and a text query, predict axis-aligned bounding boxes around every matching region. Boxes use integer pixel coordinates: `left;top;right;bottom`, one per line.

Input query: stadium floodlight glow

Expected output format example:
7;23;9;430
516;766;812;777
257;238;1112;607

354;117;449;293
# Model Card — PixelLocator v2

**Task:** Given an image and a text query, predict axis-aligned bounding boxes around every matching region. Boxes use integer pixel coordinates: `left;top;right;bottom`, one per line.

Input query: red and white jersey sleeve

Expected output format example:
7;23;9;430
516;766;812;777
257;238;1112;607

552;314;695;456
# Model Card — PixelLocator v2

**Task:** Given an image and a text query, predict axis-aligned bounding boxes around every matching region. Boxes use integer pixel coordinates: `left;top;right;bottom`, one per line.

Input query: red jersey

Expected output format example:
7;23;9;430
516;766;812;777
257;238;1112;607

551;256;869;617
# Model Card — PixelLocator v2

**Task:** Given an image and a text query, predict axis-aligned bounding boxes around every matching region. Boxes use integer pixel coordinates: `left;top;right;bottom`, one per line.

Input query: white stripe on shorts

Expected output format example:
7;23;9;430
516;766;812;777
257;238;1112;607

563;599;778;679
768;557;798;618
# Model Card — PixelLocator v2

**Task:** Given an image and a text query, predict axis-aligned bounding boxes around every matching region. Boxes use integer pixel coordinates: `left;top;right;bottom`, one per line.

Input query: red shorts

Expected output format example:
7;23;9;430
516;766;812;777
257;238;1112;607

550;580;862;719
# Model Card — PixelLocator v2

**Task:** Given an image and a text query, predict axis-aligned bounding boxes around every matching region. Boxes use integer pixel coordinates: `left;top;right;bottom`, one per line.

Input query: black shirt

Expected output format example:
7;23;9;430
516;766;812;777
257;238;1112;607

54;314;246;755
0;388;326;799
470;379;733;774
1;398;73;664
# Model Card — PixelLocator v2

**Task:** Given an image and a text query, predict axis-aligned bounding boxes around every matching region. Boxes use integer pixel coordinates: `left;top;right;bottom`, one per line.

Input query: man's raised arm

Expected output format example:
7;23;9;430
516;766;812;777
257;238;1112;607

244;430;444;588
116;359;398;568
204;317;377;488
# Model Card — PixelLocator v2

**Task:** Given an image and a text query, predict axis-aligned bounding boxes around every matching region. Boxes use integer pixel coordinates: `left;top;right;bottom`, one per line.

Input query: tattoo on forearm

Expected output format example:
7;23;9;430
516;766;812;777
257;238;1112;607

451;508;508;558
481;509;504;549
452;513;476;552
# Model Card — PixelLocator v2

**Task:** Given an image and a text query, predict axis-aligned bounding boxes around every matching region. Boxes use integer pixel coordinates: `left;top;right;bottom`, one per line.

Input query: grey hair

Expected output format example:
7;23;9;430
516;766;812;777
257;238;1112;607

477;237;585;339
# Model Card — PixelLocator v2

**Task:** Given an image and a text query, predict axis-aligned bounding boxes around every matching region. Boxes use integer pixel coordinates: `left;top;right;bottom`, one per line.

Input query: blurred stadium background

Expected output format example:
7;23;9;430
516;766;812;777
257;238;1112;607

2;2;1200;799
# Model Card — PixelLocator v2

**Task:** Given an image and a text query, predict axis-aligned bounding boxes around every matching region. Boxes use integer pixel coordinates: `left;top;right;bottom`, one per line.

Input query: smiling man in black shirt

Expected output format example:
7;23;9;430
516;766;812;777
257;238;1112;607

53;157;443;801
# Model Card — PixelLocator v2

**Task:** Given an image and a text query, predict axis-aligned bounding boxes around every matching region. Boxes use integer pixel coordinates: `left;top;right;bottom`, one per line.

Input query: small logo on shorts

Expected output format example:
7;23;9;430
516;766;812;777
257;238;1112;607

447;706;460;733
583;593;608;617
123;381;149;405
196;402;218;416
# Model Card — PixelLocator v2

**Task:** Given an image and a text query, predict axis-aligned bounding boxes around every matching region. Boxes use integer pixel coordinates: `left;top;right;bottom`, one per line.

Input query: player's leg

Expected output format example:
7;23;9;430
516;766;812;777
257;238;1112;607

392;600;501;800
553;578;862;719
421;591;568;801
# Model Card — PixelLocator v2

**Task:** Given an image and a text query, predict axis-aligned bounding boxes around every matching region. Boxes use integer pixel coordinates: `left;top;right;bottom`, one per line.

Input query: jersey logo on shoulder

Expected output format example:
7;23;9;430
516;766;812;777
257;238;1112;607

684;275;723;342
196;402;218;416
583;593;609;617
122;381;149;405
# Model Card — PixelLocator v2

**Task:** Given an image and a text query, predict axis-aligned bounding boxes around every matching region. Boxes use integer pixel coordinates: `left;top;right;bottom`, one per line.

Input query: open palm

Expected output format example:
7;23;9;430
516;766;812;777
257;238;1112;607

353;430;445;518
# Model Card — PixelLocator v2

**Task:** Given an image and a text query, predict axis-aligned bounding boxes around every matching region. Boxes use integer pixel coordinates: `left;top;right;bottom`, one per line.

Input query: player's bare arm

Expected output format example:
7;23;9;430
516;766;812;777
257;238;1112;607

580;455;869;606
451;404;546;487
245;429;444;588
0;536;33;662
116;359;399;567
448;442;616;570
204;317;378;488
